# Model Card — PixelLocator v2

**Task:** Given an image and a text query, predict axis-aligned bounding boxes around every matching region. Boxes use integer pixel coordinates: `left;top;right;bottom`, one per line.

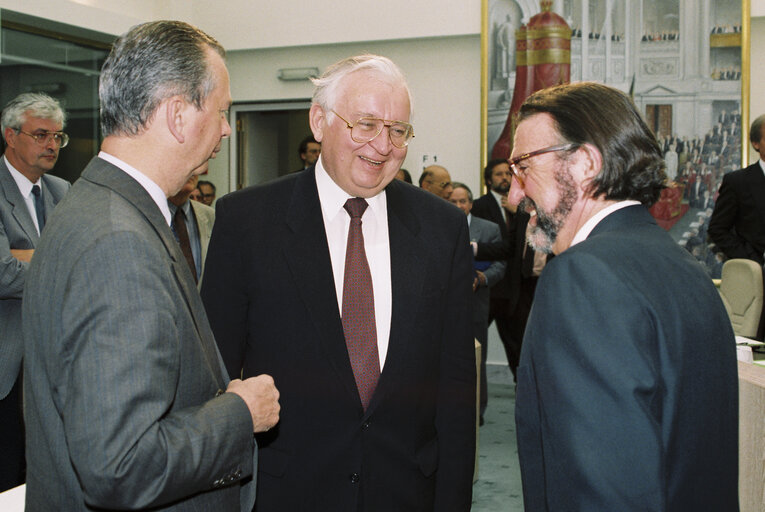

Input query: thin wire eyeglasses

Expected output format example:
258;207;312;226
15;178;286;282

17;130;69;148
508;143;579;187
331;110;414;148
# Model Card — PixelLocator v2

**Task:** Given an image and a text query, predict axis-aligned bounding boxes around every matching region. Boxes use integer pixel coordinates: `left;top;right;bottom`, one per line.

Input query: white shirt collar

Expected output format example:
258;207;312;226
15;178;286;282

314;156;387;223
758;159;765;175
4;155;40;197
98;151;173;226
570;200;641;247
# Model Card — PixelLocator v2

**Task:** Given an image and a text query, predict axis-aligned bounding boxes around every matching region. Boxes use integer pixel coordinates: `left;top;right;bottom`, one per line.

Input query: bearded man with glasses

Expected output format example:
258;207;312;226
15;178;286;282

509;82;738;511
0;91;71;491
202;54;476;511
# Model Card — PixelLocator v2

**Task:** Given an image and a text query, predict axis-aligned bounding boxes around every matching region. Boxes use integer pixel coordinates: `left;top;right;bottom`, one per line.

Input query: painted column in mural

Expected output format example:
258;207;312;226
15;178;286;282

491;0;571;159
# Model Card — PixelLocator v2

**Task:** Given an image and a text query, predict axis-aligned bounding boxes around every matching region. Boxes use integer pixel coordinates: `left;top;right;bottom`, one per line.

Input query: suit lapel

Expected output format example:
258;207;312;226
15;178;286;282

364;181;426;416
282;170;360;404
190;201;212;265
0;160;39;243
82;158;228;389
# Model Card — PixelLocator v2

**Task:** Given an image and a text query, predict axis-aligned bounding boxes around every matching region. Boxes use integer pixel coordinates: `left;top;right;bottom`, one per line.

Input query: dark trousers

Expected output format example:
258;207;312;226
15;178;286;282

488;297;518;381
0;374;25;491
489;277;539;383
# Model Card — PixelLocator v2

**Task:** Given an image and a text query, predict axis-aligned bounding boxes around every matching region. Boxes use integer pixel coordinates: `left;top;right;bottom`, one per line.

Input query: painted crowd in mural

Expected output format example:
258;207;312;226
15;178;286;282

486;0;743;278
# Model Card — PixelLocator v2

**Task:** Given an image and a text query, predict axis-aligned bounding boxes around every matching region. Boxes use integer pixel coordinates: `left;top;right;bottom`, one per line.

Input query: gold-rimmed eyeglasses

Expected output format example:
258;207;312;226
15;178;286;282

331;110;414;148
17;129;69;148
508;143;578;187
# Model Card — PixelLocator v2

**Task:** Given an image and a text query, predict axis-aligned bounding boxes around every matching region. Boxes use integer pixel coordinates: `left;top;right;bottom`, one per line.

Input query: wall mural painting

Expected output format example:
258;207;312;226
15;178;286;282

483;0;747;278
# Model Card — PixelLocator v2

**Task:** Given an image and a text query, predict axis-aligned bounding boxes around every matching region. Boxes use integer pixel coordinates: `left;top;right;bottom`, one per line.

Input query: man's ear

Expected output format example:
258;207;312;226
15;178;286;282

3;127;17;148
576;143;603;192
165;97;186;144
309;104;326;143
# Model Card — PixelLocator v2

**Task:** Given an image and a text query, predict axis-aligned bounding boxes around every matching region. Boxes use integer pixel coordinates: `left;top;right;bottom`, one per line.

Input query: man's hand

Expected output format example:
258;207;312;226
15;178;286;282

11;249;34;262
500;193;517;214
227;375;280;433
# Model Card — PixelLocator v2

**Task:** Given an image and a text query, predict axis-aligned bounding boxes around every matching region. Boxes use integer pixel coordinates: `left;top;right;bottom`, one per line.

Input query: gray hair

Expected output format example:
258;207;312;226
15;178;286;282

1;92;66;142
99;20;225;137
451;182;473;202
750;114;765;146
311;54;413;122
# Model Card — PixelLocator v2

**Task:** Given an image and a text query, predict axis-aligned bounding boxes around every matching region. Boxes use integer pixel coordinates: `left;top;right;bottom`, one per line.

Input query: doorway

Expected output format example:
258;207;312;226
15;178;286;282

645;104;673;139
230;102;313;190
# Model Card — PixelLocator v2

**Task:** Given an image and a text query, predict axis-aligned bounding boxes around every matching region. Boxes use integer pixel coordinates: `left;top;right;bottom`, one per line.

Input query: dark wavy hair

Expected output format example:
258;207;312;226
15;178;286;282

484;158;508;188
518;82;666;206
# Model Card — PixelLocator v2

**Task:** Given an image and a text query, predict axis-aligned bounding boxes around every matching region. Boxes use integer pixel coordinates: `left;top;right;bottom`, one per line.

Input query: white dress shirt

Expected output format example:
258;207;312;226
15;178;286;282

490;189;508;225
315;158;392;369
5;155;44;235
99;151;172;226
570;200;641;247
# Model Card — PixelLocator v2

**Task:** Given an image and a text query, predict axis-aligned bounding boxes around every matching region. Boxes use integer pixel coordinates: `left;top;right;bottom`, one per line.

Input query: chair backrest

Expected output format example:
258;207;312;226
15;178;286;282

718;258;764;338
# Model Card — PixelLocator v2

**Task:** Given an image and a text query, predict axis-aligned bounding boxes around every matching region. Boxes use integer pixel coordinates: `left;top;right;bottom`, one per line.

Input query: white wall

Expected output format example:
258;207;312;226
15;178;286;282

1;0;761;193
224;35;483;195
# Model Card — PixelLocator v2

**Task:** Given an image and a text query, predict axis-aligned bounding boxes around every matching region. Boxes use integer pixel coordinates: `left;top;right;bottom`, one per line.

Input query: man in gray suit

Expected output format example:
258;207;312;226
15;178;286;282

449;182;505;423
0;92;70;491
23;21;279;511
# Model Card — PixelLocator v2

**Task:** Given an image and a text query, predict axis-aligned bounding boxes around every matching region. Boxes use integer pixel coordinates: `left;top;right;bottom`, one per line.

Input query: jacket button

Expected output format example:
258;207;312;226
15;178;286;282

350;473;360;484
361;420;370;429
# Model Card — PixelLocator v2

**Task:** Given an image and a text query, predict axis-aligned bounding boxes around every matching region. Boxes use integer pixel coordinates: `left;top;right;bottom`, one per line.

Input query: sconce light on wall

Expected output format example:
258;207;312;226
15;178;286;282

277;67;319;81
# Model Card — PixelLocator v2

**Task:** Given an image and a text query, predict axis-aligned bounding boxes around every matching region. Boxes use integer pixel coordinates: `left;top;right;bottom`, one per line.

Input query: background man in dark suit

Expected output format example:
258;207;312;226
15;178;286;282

202;54;476;511
508;82;738;510
470;159;528;379
449;182;504;424
708;113;765;264
294;134;321;172
22;21;279;510
168;169;216;288
0;92;70;491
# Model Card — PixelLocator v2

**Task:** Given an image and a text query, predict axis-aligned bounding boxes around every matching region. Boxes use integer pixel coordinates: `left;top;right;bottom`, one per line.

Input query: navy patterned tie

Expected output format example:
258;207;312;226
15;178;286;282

32;184;45;232
342;198;379;410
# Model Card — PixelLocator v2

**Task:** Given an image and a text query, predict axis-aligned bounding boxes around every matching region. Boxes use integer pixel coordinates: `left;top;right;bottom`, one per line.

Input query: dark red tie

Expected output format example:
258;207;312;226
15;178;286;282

173;207;197;283
342;198;379;410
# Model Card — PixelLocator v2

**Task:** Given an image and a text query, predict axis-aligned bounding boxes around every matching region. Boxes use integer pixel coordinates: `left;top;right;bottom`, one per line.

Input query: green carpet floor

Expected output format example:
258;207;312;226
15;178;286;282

471;364;524;511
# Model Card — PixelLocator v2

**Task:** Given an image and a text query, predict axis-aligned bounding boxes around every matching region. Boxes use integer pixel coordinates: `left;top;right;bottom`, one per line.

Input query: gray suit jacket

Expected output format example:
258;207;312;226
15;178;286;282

190;198;215;287
468;215;505;325
0;157;69;399
23;157;257;511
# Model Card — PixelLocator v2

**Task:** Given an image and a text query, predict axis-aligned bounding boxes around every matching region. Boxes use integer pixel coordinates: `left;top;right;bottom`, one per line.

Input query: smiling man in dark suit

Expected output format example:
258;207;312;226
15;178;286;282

202;54;476;511
509;82;738;510
0;92;70;491
708;113;765;264
23;21;279;511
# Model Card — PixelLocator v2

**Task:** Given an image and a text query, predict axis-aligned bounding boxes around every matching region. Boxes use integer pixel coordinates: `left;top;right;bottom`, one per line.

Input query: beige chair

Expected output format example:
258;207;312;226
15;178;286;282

718;259;764;338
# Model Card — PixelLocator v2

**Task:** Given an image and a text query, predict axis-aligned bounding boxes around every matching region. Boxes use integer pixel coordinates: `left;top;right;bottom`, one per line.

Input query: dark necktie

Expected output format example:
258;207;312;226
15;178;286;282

341;198;379;411
172;207;197;283
32;184;45;232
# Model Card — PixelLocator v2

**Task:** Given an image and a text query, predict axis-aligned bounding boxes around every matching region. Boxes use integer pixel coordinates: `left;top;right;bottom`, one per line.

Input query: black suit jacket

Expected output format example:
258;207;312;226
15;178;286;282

708;162;765;263
516;206;738;510
201;168;476;511
471;193;514;300
472;193;530;309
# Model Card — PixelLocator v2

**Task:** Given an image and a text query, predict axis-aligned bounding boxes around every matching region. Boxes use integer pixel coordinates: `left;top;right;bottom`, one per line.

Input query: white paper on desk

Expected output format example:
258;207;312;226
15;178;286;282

737;345;754;363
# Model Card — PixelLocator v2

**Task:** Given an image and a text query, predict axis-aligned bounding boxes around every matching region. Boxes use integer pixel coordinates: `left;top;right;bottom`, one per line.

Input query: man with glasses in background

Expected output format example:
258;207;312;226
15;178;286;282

509;82;738;510
419;164;453;199
202;54;476;511
0;92;70;491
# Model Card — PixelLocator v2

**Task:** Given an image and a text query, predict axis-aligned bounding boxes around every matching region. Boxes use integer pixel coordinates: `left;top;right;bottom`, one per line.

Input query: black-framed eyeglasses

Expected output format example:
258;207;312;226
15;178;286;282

331;110;414;148
17;129;69;148
508;143;578;187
